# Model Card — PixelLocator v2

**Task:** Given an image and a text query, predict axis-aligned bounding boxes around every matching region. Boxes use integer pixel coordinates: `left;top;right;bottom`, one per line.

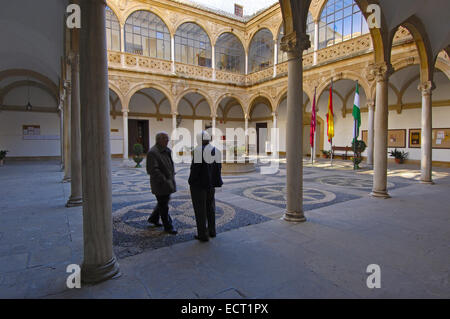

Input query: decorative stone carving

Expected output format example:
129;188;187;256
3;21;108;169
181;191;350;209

368;62;394;82
280;32;311;57
418;81;434;96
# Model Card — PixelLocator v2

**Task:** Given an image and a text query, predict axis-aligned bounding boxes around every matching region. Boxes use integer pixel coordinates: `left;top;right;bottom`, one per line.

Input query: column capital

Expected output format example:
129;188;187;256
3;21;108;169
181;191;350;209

121;109;128;114
366;99;375;110
68;52;79;66
367;62;394;82
171;111;178;116
64;80;72;95
417;81;435;96
272;112;278;117
280;31;311;59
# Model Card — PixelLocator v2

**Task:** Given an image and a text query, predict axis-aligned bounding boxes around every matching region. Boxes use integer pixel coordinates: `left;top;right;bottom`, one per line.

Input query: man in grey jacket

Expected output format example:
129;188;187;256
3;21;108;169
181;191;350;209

146;132;177;234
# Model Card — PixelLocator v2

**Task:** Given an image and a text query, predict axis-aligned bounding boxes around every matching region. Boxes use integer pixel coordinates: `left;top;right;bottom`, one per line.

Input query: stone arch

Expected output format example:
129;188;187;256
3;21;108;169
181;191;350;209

275;87;313;113
0;80;58;105
0;69;58;98
248;94;273;119
215;93;245;117
125;83;173;112
173;20;213;44
175;88;214;115
122;6;172;36
108;81;126;110
247;27;274;55
316;72;371;102
105;0;124;25
212;30;245;48
399;16;435;83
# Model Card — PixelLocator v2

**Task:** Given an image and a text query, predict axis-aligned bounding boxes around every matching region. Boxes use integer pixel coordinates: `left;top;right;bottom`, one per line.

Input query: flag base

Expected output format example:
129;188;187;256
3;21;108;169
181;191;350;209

370;190;391;199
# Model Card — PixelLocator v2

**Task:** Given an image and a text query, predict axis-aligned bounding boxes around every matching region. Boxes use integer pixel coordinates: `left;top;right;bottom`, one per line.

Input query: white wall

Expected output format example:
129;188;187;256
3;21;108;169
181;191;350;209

0;111;60;157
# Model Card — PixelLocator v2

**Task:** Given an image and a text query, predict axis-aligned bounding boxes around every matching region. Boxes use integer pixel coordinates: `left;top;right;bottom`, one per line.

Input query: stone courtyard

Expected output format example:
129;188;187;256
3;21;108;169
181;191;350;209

0;158;449;298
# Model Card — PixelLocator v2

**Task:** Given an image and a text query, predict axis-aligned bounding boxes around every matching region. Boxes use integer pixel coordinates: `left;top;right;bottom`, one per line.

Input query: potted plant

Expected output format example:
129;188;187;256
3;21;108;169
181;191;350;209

0;150;8;166
321;150;331;158
132;143;144;168
389;148;408;164
351;139;367;169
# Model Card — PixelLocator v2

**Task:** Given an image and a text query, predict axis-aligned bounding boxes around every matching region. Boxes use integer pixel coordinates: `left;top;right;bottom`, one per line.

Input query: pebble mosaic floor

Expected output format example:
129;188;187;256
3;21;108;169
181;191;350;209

111;159;415;258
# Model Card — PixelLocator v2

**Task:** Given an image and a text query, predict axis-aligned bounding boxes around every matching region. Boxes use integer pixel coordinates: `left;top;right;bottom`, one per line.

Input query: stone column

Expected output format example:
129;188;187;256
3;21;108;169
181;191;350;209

366;100;375;167
58;99;64;169
281;32;310;222
79;0;120;284
120;24;125;52
63;80;71;182
66;44;83;207
171;111;178;148
211;115;216;137
273;41;278;77
370;63;393;198
244;114;249;154
245;53;248;75
122;109;128;159
171;35;175;73
418;81;434;184
313;21;319;65
212;45;216;80
272;112;278;155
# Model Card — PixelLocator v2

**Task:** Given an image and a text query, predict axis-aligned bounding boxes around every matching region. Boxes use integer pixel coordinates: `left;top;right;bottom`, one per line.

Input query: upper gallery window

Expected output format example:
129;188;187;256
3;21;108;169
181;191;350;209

175;23;212;67
215;33;245;74
318;0;369;49
277;12;314;64
106;7;121;51
125;10;171;60
249;28;273;73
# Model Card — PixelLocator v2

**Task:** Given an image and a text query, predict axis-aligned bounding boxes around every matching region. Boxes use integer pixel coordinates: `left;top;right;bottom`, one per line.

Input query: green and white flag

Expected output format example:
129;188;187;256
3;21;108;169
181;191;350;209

352;82;361;140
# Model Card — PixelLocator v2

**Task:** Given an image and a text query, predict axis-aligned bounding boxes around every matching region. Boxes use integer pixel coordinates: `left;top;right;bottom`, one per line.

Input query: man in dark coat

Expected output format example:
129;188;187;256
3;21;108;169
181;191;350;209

146;132;177;234
188;131;223;242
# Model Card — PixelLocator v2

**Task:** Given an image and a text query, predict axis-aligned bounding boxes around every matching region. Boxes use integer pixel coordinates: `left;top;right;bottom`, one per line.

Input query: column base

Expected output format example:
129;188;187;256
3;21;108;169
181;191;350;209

66;196;83;207
420;180;434;185
81;256;121;285
283;211;307;223
62;177;71;183
370;190;391;199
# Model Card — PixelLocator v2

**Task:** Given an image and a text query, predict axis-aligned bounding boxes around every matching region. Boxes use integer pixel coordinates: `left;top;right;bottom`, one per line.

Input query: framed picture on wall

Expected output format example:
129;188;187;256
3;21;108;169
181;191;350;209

409;128;450;149
388;129;406;148
409;129;421;148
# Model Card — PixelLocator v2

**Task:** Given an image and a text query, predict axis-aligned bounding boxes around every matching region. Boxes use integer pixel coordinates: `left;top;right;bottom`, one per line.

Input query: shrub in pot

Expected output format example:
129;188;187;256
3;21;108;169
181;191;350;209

351;139;366;169
389;148;408;164
0;150;8;166
132;143;144;168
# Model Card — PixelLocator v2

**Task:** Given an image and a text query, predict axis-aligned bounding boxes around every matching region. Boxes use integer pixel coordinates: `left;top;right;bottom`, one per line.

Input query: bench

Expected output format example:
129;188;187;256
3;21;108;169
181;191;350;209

332;146;354;160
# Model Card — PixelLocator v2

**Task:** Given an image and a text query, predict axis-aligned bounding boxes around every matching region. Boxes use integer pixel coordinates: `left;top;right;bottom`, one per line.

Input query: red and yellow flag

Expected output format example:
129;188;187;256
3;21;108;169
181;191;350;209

326;84;334;143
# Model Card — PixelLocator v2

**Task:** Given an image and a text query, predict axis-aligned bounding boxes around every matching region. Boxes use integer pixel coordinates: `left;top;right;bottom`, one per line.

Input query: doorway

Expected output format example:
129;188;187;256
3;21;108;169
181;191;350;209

128;119;149;155
256;122;268;155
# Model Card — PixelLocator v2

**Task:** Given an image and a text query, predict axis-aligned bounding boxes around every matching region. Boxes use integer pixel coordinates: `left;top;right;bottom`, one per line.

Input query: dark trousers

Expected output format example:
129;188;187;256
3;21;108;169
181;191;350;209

149;195;173;230
190;187;216;238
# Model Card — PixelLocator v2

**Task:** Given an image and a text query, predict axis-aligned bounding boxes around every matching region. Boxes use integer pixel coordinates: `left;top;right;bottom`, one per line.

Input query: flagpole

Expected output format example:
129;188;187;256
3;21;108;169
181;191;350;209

353;80;358;170
330;79;333;167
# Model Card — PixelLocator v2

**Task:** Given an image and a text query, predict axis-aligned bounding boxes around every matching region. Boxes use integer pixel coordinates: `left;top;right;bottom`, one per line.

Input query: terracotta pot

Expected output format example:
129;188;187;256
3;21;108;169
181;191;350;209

395;158;404;164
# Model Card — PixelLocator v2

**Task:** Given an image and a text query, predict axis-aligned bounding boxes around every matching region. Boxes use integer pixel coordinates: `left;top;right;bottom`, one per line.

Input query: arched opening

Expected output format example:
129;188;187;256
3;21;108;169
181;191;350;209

124;10;171;60
106;6;121;51
215;33;245;74
249;96;273;155
175;23;212;67
126;87;171;152
248;28;274;73
318;0;369;49
277;11;314;64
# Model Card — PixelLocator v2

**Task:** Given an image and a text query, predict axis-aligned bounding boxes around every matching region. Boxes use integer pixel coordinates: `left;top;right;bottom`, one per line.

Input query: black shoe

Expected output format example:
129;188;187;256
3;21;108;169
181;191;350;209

194;235;209;242
209;233;216;238
165;228;178;235
148;218;163;227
